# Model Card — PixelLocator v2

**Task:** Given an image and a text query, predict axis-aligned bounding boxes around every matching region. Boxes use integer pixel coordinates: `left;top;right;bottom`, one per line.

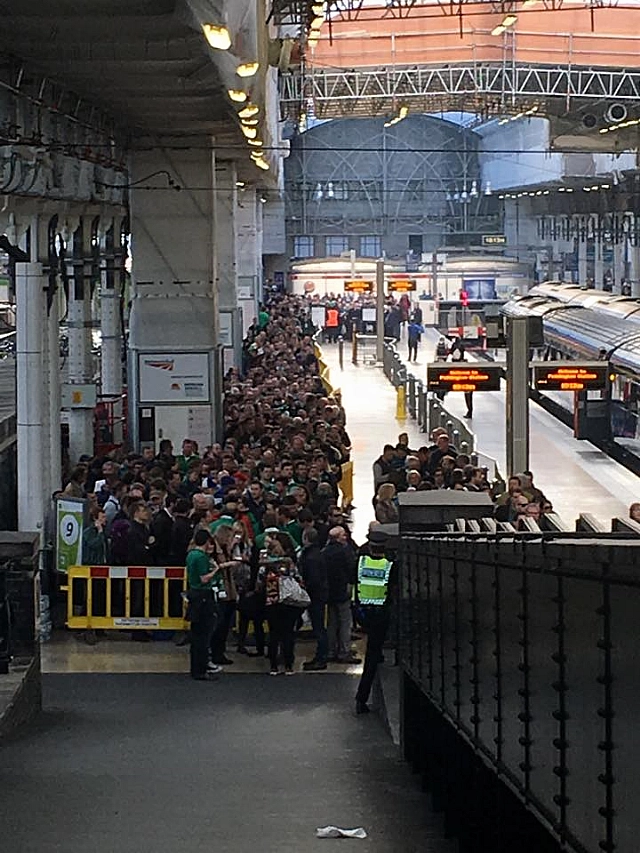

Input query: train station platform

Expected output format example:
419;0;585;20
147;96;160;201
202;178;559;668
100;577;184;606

0;673;453;853
320;332;639;527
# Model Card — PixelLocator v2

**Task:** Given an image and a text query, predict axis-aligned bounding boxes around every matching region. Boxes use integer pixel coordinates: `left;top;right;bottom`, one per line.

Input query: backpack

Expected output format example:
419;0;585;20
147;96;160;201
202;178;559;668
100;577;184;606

109;516;131;565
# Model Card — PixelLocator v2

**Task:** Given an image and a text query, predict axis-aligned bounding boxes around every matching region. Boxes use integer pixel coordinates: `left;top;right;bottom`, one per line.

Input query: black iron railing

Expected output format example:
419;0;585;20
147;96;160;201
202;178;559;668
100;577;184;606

399;532;640;853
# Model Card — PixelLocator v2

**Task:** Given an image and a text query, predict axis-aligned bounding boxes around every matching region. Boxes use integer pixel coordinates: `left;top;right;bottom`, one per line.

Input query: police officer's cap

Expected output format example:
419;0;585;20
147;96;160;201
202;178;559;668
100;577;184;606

367;529;388;544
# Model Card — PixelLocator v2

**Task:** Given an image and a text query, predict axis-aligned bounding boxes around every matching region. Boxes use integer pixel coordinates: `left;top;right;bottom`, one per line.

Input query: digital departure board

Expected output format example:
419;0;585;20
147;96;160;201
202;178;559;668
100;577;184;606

533;363;608;391
344;279;373;293
388;279;416;292
426;364;503;392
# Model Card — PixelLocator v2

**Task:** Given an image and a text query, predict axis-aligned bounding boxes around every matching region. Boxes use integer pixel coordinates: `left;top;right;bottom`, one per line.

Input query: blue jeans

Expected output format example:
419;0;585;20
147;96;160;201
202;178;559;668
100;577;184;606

308;599;328;663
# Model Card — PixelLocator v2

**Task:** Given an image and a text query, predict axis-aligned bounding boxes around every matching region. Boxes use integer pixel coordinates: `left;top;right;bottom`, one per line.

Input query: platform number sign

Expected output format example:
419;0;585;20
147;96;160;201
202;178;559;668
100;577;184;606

56;499;85;573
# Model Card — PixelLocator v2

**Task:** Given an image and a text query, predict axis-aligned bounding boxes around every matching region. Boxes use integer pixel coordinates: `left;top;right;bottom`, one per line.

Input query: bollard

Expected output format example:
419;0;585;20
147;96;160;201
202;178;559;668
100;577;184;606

452;428;460;448
460;441;470;456
338;336;344;371
352;330;358;365
396;384;407;420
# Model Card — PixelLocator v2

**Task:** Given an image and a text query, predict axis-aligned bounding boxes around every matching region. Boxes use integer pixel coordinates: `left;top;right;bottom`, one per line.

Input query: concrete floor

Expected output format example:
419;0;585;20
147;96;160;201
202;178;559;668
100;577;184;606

0;673;454;853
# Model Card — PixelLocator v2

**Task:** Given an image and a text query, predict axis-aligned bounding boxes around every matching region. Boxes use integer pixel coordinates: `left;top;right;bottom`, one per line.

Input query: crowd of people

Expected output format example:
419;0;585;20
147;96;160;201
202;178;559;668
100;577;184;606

59;294;393;711
372;430;553;529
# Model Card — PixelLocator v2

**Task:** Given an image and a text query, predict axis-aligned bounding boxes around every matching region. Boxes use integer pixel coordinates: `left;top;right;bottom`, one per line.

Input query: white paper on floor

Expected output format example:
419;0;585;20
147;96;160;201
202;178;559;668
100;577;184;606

316;826;368;839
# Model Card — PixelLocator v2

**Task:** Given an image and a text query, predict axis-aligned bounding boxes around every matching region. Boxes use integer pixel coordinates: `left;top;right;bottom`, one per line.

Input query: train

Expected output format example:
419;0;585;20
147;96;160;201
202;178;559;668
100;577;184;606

502;281;640;442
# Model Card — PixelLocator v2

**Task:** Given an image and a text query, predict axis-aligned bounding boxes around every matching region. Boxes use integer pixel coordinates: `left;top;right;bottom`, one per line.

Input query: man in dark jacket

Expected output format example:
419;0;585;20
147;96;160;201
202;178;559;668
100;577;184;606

300;528;329;671
323;526;360;664
170;499;193;565
126;502;154;567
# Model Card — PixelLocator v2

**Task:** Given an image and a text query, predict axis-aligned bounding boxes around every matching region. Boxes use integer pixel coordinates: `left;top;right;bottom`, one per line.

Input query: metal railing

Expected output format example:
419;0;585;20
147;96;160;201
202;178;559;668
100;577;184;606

399;530;640;853
379;340;513;488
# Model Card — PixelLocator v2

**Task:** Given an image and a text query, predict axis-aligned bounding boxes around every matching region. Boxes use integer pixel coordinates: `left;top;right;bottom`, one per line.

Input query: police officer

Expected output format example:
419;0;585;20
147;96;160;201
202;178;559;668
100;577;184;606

354;528;394;715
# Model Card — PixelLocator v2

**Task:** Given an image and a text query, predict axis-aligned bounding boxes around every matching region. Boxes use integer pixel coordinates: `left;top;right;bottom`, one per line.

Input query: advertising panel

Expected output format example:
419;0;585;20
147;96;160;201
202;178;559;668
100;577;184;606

139;353;210;403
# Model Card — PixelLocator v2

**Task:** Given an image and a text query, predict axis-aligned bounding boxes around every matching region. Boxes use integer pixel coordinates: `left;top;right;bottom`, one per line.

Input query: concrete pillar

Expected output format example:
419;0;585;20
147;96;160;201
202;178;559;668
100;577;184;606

594;224;604;290
128;140;218;448
578;229;588;285
613;241;625;295
236;187;260;332
99;219;122;398
215;162;238;312
629;243;640;297
66;217;95;462
214;162;241;370
48;283;62;491
16;239;47;531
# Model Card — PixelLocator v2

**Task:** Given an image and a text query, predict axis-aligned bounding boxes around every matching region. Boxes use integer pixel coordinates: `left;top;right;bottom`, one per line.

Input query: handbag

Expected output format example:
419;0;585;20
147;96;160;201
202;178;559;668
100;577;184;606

278;575;311;609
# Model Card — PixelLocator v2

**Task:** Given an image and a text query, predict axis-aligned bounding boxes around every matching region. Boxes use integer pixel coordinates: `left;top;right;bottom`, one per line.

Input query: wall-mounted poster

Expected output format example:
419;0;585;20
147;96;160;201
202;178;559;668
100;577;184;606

139;353;210;403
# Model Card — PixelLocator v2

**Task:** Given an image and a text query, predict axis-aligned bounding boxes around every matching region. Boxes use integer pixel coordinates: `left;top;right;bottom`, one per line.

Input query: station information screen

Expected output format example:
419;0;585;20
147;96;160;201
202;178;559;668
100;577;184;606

426;364;503;392
533;363;608;391
388;279;416;292
344;279;373;293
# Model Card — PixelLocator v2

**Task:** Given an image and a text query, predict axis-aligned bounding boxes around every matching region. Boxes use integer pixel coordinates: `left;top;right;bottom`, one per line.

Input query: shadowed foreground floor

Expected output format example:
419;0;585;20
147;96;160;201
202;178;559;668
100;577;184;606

1;673;453;853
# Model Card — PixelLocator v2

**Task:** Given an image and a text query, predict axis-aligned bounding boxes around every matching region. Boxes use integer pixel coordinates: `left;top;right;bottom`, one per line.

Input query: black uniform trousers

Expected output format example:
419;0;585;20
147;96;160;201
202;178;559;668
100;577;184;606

190;596;217;678
356;605;390;704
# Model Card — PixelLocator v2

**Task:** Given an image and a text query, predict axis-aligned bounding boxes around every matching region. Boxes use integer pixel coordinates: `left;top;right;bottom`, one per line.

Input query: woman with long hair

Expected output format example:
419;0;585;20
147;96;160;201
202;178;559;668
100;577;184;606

257;539;304;676
233;521;265;657
209;524;238;665
374;482;399;524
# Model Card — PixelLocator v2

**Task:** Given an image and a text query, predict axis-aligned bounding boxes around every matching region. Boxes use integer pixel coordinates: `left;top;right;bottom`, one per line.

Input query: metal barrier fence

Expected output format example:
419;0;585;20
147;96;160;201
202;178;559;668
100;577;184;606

399;531;640;853
65;565;188;631
382;340;476;455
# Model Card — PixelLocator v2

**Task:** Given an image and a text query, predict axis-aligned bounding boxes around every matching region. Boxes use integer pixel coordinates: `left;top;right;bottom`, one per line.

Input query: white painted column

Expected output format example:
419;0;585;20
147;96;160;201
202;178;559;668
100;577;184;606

215;162;238;312
613;241;625;295
578;231;588;285
48;285;62;491
40;266;51;508
594;223;604;290
237;187;260;332
16;259;46;531
67;219;95;462
100;220;122;398
629;242;640;297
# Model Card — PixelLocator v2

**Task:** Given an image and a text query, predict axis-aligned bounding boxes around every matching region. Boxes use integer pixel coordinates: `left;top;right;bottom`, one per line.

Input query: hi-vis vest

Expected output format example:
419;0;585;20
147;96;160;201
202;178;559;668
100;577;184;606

357;555;392;606
326;308;339;327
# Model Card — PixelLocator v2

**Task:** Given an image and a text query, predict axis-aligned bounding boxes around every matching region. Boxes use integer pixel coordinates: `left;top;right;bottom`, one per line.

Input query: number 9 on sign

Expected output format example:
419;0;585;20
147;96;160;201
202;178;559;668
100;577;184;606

60;514;80;546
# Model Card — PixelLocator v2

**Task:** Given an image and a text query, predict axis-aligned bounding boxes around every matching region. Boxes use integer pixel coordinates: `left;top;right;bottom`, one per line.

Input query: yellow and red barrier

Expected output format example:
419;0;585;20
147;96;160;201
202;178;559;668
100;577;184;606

64;565;188;632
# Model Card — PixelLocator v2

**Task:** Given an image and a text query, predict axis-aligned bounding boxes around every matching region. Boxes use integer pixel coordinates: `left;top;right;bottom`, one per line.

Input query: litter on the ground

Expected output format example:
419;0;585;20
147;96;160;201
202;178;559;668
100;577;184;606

316;826;368;839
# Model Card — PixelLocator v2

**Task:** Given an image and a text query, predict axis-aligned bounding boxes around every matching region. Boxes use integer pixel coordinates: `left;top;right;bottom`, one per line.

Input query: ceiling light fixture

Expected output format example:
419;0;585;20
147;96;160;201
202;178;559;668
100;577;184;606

254;157;269;171
384;105;409;127
241;118;259;126
311;2;325;13
502;14;518;26
238;103;259;119
491;24;505;35
228;89;247;103
247;138;263;147
237;62;259;78
310;15;324;30
241;125;257;139
202;24;231;51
